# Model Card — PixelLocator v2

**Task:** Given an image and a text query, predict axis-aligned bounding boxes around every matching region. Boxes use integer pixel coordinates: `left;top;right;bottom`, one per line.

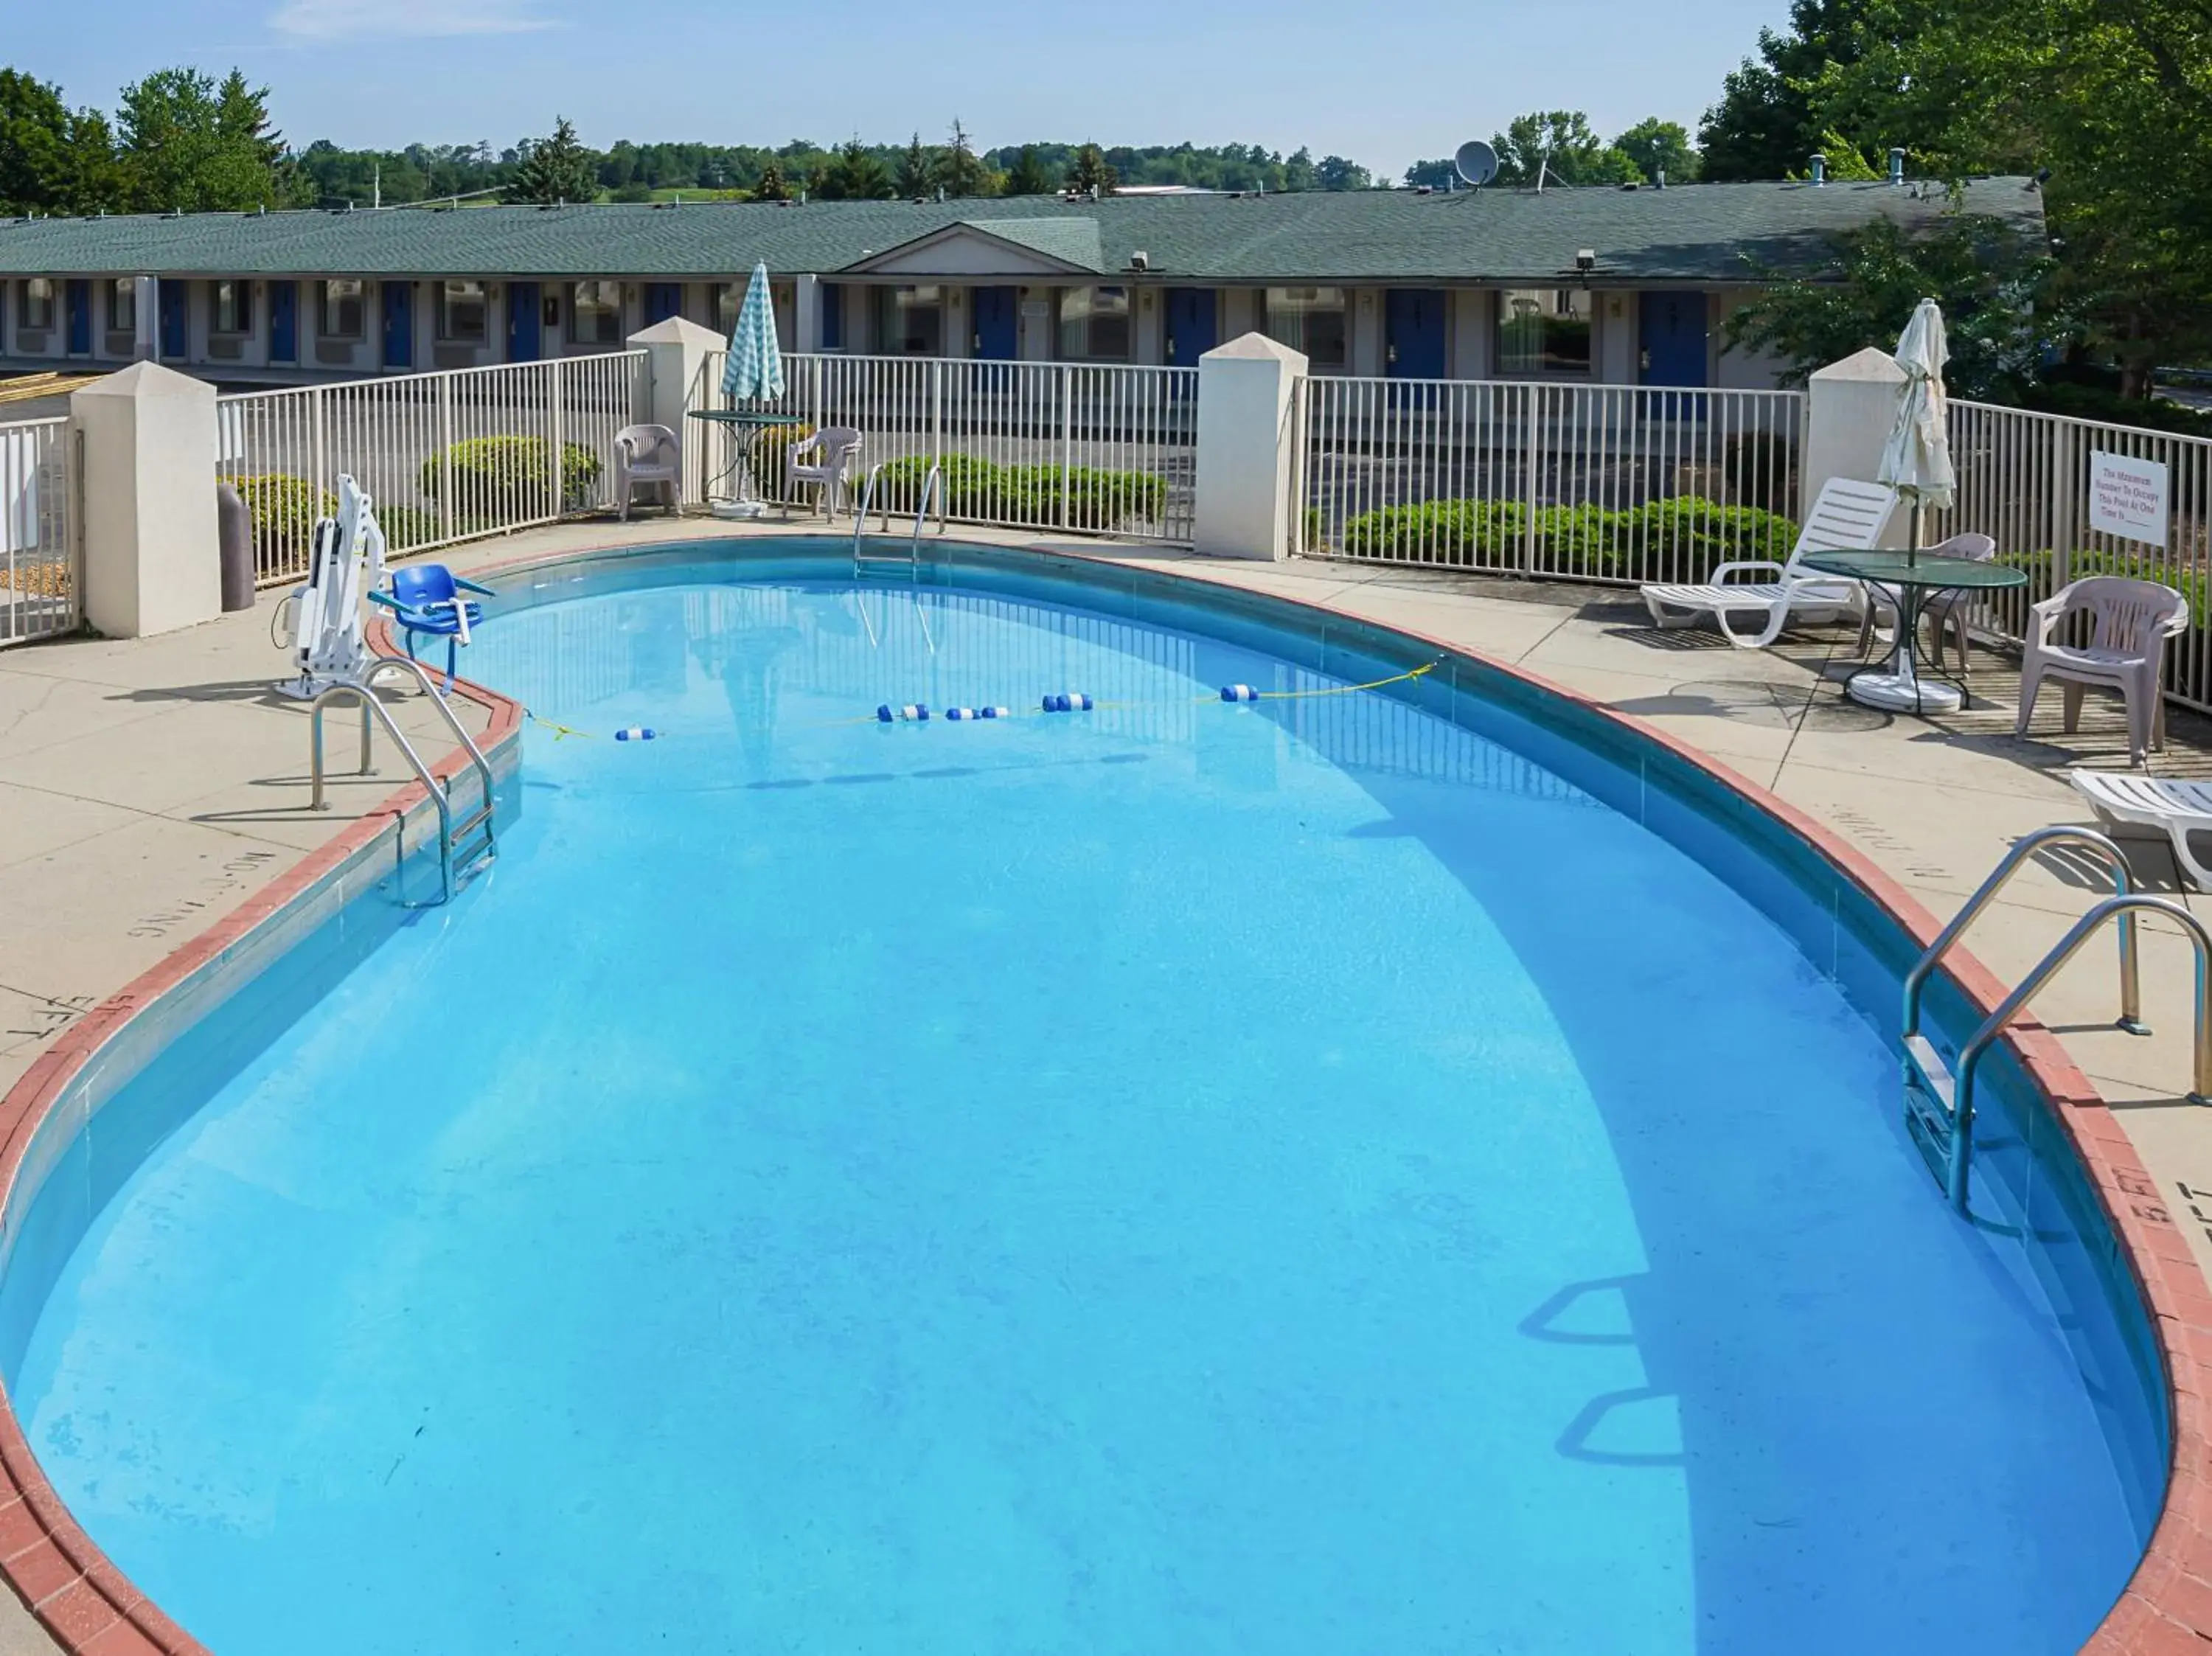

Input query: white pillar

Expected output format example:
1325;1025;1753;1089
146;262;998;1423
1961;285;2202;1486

132;276;158;361
1194;332;1307;562
627;316;724;493
71;363;221;638
1804;346;1907;544
791;274;821;354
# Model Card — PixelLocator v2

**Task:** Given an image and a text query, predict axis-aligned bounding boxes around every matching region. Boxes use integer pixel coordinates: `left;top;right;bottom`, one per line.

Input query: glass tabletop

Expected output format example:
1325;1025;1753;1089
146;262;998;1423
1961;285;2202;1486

686;409;807;426
1798;550;2028;590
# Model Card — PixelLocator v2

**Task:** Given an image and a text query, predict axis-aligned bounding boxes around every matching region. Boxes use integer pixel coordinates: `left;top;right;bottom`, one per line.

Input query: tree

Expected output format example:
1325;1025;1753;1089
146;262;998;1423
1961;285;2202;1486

937;119;992;198
1805;0;2212;392
0;70;70;214
754;155;788;201
1698;0;1874;181
506;116;597;203
894;131;933;198
815;135;888;200
1723;215;2060;400
1004;144;1054;195
1489;111;1641;186
1402;156;1459;188
1314;154;1373;190
117;66;297;212
1611;117;1700;184
1064;142;1116;195
1281;146;1317;191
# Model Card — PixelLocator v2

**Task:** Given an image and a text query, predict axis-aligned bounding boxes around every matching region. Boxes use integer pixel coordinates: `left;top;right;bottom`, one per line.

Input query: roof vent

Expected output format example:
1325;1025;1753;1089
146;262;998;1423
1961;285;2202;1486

1809;153;1827;186
1574;248;1597;272
1888;147;1906;186
1128;251;1150;271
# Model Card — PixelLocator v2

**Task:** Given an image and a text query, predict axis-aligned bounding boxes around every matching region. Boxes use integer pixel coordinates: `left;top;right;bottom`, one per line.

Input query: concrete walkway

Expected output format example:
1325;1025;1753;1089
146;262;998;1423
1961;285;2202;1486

0;517;2206;1651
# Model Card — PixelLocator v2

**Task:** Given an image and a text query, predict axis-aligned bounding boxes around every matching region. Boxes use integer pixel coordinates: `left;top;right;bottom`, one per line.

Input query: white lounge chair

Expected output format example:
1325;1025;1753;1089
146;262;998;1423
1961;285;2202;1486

2070;770;2212;891
1639;478;1898;648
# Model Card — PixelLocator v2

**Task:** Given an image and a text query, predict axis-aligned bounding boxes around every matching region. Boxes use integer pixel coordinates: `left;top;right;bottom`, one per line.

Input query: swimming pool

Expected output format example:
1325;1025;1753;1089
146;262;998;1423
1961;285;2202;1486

0;540;2167;1653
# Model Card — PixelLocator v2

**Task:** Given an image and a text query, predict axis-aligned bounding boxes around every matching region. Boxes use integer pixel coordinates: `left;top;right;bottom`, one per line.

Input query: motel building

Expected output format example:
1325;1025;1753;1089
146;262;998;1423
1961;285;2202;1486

0;176;2042;389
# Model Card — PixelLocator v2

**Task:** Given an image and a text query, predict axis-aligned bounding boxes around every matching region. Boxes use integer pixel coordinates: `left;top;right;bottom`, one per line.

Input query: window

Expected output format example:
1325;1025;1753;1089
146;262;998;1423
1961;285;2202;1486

1498;288;1592;377
439;279;489;343
819;282;844;350
212;279;252;336
1263;287;1346;367
874;285;942;356
1057;285;1130;360
714;282;743;337
19;279;53;331
108;279;136;335
320;279;365;339
571;281;624;344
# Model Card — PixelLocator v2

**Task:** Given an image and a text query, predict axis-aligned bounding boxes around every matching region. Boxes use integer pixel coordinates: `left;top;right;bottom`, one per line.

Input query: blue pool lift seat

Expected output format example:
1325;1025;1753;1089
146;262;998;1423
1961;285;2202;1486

369;564;495;690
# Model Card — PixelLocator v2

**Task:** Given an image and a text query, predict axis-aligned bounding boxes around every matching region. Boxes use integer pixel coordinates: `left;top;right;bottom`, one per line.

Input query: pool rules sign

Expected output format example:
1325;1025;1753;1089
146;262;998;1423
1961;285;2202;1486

2088;450;2170;546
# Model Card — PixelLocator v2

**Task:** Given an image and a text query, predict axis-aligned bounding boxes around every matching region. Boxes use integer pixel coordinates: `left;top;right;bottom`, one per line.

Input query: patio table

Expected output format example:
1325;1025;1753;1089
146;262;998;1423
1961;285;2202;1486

1800;549;2027;716
686;408;807;518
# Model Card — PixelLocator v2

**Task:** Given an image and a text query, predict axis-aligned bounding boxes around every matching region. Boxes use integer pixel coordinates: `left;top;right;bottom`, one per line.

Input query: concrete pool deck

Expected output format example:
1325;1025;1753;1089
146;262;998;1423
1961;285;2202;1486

0;515;2208;1653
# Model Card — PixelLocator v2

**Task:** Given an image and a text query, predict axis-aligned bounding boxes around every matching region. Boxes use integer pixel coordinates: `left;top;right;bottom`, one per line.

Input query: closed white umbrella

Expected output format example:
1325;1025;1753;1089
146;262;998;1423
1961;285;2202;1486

1877;296;1955;559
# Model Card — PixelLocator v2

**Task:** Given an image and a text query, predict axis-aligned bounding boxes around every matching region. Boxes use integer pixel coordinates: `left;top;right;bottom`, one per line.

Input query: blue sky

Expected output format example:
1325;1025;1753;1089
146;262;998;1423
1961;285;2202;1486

10;0;1788;178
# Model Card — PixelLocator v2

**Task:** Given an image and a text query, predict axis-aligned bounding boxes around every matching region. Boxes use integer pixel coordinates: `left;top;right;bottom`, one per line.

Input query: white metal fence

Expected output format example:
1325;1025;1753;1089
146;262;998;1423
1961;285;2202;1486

1296;377;1810;588
1934;397;2212;712
0;417;74;646
217;351;646;588
690;352;1197;543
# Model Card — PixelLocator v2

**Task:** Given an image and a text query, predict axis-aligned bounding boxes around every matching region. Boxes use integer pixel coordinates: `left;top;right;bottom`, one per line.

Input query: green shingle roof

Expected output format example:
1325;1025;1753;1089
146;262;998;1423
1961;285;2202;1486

0;179;2044;284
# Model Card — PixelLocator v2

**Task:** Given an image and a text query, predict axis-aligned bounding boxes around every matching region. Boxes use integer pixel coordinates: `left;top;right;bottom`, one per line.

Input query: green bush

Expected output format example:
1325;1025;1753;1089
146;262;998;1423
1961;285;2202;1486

866;452;1166;530
419;436;602;517
1335;495;1797;580
2021;382;2212;438
230;473;334;559
751;422;815;498
2000;546;2208;627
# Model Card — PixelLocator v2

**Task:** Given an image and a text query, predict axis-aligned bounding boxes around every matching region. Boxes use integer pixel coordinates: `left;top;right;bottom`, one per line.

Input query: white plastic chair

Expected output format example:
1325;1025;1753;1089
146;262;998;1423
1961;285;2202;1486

1854;532;1998;675
1639;478;1897;648
2070;770;2212;891
613;424;681;521
2016;576;2188;765
784;426;864;519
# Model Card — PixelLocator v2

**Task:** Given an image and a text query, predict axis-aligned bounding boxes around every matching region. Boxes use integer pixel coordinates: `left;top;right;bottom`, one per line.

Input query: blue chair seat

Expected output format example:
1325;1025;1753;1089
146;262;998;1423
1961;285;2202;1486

369;564;494;689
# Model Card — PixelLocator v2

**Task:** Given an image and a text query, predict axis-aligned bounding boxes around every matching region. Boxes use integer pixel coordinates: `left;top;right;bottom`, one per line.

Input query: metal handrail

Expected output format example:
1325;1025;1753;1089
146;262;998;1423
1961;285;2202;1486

1903;826;2146;1042
909;461;944;558
307;655;496;905
1946;895;2212;1209
850;461;940;574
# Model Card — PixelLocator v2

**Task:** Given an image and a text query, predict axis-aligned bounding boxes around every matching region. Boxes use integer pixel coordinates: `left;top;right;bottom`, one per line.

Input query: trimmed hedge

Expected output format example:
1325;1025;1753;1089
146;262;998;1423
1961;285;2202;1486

419;436;603;517
870;452;1166;530
1335;495;1798;580
232;474;335;559
2002;546;2208;627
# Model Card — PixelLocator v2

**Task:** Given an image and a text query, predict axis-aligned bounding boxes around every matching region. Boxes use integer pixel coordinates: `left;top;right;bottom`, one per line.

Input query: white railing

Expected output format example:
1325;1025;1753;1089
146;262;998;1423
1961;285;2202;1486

1935;397;2211;712
218;352;646;588
690;352;1197;543
0;416;74;646
1297;376;1809;588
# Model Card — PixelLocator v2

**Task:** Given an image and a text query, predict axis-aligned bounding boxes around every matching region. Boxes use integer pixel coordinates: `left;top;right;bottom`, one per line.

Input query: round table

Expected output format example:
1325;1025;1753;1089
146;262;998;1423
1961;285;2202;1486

686;409;807;518
1800;549;2027;714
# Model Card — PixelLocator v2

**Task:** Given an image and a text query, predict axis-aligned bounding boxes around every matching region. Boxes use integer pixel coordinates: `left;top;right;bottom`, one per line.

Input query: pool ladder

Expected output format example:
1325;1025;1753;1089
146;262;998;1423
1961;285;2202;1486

306;655;498;907
1901;826;2211;1212
851;460;945;578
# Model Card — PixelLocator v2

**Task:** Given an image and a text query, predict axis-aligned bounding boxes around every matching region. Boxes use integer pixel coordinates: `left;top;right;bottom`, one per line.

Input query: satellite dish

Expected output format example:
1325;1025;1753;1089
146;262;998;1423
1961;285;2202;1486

1453;140;1499;189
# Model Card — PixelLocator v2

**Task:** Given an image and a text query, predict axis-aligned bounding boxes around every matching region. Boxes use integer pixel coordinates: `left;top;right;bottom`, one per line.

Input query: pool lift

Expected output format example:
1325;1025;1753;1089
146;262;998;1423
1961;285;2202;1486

280;476;498;905
1899;827;2211;1214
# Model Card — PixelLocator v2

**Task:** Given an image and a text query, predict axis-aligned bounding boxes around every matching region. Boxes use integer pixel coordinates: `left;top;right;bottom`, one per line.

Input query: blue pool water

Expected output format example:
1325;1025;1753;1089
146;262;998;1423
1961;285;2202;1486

10;557;2146;1653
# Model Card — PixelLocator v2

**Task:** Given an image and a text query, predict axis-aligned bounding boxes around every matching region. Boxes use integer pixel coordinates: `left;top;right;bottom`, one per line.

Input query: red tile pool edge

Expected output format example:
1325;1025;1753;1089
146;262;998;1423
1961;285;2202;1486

0;548;2199;1655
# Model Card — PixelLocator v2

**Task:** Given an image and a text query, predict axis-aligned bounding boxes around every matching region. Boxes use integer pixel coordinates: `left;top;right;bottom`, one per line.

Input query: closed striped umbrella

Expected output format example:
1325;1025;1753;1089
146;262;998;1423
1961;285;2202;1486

720;262;785;403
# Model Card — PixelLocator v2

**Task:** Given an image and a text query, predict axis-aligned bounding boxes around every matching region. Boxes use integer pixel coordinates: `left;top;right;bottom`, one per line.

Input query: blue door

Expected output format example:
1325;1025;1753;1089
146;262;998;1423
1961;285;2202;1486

1164;288;1217;366
972;286;1017;360
1638;291;1708;387
645;282;683;326
382;282;413;370
1385;289;1446;380
269;281;297;363
66;280;90;355
158;280;187;360
509;281;540;361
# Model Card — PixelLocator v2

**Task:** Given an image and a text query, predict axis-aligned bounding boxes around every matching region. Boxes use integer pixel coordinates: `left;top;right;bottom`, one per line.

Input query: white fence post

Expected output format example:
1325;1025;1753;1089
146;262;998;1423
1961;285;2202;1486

1193;333;1306;560
71;363;221;638
1803;347;1909;546
629;317;721;508
550;356;566;519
